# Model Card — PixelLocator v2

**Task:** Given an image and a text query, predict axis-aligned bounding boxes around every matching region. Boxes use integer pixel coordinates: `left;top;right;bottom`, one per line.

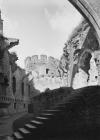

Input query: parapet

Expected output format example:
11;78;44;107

25;57;31;65
40;55;47;63
31;55;38;63
24;55;60;71
48;56;55;63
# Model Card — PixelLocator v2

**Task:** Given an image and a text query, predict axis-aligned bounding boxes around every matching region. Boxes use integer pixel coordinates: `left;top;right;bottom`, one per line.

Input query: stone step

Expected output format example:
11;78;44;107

45;109;60;112
31;120;43;125
6;136;14;140
13;132;23;139
25;123;37;129
44;109;64;116
56;105;66;108
36;116;49;120
19;128;30;134
41;113;53;116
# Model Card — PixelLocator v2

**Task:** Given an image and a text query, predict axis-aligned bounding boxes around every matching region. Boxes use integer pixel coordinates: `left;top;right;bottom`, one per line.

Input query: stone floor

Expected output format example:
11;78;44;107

0;112;28;138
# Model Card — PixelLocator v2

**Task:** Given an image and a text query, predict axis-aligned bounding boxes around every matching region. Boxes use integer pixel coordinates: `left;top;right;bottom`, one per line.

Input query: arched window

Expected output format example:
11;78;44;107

28;85;30;96
22;82;24;96
14;103;16;109
12;76;16;95
46;68;49;74
24;103;25;108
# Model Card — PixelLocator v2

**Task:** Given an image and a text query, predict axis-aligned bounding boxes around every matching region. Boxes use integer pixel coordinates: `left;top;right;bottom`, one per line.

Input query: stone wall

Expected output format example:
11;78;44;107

30;87;72;115
61;19;100;88
7;66;35;115
0;12;34;116
25;55;60;77
25;55;68;91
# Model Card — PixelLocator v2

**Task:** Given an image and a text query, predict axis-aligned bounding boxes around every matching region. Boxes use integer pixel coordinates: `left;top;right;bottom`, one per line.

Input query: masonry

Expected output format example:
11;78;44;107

25;55;60;77
0;11;34;117
25;55;68;91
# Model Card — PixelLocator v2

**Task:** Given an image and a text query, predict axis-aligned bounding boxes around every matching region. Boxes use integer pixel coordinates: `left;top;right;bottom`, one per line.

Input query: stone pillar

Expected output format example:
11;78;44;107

94;51;100;85
68;46;75;87
88;54;98;86
97;64;100;85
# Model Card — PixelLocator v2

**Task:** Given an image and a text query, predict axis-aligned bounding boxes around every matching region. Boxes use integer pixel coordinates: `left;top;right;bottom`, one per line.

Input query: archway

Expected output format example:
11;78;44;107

63;0;100;87
21;82;24;96
68;0;100;44
12;76;16;95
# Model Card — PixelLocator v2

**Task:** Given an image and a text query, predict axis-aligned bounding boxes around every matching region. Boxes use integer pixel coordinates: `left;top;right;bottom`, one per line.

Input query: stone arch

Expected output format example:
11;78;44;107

78;49;92;74
72;49;93;88
21;82;24;96
68;0;100;44
28;84;30;96
12;76;16;95
80;49;92;60
71;49;92;87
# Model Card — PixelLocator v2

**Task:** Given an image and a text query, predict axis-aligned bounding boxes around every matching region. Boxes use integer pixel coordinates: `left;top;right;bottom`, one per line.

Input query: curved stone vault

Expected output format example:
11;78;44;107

68;0;100;45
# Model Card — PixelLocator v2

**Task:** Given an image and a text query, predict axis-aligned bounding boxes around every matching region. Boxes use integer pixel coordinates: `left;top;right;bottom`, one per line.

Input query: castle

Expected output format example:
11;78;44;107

25;55;67;91
25;55;60;77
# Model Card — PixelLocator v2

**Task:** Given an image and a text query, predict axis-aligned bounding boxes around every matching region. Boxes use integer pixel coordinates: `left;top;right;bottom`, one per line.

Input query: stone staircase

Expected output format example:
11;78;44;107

7;86;100;140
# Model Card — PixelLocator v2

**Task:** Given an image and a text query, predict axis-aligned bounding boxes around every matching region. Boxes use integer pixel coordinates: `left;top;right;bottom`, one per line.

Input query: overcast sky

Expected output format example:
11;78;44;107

0;0;82;68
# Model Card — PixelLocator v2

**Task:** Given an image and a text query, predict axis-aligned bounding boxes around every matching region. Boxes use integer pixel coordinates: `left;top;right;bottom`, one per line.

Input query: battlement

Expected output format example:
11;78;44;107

31;55;38;63
40;55;47;63
25;55;59;65
24;55;60;72
25;56;31;65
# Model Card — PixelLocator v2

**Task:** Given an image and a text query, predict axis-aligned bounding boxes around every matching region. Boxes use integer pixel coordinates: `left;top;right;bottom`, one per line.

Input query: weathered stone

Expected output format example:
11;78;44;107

68;0;100;43
61;18;99;87
25;55;68;91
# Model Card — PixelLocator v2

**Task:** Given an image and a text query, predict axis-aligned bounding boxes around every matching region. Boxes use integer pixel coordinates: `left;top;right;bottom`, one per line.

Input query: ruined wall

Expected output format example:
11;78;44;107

7;66;34;114
61;19;100;89
25;55;60;77
0;11;33;116
88;53;98;86
61;19;91;87
68;0;100;42
25;55;68;91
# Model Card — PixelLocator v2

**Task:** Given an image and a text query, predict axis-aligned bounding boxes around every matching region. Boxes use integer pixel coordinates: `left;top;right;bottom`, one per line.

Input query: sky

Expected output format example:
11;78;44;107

0;0;82;68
